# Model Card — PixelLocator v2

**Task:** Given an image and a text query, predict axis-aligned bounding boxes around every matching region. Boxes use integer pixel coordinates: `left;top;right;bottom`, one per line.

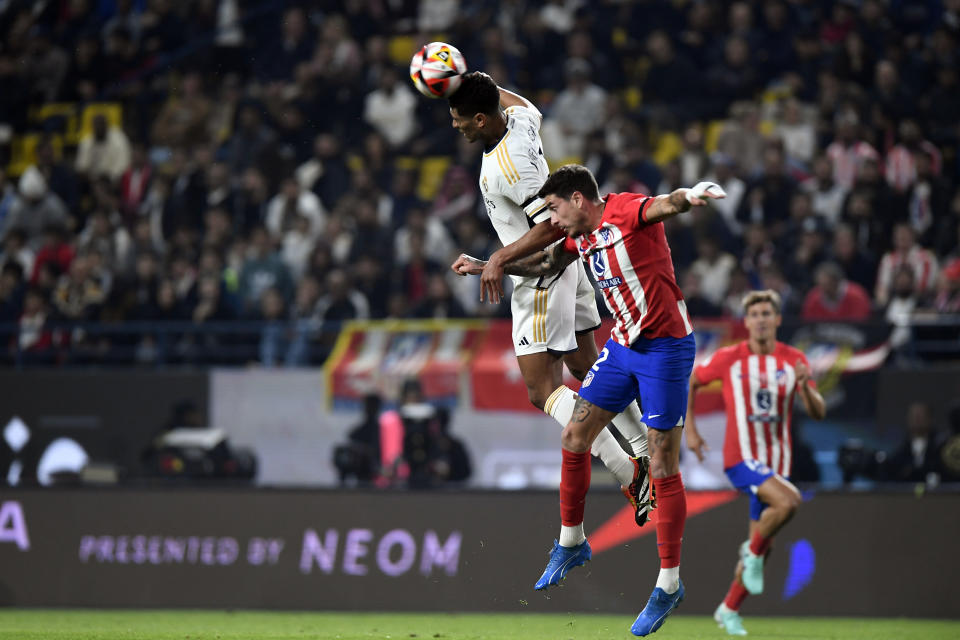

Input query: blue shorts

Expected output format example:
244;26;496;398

725;460;782;520
577;334;696;431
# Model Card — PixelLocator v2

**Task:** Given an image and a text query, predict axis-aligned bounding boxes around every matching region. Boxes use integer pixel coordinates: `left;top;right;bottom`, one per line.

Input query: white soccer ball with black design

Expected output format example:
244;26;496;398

409;42;467;99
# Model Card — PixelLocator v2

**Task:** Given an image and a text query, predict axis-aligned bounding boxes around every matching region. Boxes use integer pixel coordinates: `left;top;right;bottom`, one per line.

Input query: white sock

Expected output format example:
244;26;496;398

558;523;585;547
611;401;649;458
717;602;736;615
656;566;680;593
545;385;634;485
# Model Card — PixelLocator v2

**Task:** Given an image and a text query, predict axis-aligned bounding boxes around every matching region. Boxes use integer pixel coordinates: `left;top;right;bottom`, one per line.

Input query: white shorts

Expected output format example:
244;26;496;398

511;260;601;357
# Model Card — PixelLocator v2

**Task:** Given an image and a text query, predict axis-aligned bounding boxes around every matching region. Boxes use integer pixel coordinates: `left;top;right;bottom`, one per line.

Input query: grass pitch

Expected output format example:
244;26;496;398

0;610;956;640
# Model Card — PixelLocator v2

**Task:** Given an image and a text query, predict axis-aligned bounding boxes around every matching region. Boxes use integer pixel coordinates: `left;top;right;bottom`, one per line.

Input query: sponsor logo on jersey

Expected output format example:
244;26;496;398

597;276;623;289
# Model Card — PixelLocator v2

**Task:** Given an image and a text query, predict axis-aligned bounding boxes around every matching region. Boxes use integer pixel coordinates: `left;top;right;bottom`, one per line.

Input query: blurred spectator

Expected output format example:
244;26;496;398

33;138;79;212
52;254;106;322
30;225;74;285
688;236;736;307
265;177;326;242
223;103;277;177
875;223;938;306
0;261;25;323
801;262;872;321
716;101;765;176
151;71;212;150
430;165;477;223
21;26;68;103
905;151;950;246
280;214;315;281
703;153;745;236
801;154;847;225
680;269;722;318
0;229;34;277
706;35;760;118
775;98;817;166
314;269;369;323
254;6;313;84
826;109;880;190
884;265;920;350
295;133;351;211
737;144;797;239
885;119;942;193
119;143;152;221
830;223;877;293
940;404;960;483
238;226;293;313
740;223;776;286
548;58;607;158
74;114;132;184
4;167;68;247
394;208;455;267
258;286;288;367
17;287;53;358
883;402;944;484
191;274;235;325
410;273;468;319
363;66;417;149
928;259;960;313
641;30;699;125
677;122;709;187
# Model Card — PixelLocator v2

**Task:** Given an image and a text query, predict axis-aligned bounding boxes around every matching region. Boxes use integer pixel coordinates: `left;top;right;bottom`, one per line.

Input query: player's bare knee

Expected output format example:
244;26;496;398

561;425;591;453
525;386;549;411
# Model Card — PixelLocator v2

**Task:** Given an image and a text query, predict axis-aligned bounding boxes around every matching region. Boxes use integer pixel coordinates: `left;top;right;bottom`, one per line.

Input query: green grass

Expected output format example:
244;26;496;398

0;610;957;640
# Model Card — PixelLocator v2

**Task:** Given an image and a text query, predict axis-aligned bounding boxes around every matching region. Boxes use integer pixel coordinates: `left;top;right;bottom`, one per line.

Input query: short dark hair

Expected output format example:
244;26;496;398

448;72;500;117
537;164;600;201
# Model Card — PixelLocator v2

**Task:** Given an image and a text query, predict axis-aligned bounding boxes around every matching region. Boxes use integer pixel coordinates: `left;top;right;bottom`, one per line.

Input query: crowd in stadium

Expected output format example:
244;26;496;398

0;0;958;365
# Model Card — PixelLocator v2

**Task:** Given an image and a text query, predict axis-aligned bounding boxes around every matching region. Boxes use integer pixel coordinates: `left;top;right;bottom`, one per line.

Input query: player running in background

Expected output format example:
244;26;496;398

444;72;654;525
685;289;826;636
487;164;726;636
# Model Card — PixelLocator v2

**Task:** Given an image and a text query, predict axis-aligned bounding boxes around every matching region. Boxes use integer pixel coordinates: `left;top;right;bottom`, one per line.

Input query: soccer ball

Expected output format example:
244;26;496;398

409;42;467;99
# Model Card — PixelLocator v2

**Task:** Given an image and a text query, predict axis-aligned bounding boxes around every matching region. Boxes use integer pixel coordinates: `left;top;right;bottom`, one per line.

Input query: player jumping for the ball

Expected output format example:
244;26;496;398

491;164;726;636
685;289;826;636
445;72;655;534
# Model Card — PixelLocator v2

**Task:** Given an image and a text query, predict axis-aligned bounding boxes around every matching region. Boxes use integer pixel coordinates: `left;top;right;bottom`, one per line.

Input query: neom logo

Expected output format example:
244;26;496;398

299;528;461;577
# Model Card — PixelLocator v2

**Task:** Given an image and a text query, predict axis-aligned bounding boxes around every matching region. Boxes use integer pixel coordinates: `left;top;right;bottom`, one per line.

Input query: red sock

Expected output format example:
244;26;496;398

654;473;686;568
559;448;591;526
749;530;772;556
724;579;749;611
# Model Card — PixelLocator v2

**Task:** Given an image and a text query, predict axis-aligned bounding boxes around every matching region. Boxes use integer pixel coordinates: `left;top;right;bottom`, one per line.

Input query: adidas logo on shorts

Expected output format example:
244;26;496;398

518;336;530;346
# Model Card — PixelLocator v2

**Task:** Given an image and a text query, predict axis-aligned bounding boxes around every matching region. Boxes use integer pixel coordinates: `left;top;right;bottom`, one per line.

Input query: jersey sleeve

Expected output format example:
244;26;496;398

504;104;543;127
499;137;550;225
693;346;731;384
608;192;654;229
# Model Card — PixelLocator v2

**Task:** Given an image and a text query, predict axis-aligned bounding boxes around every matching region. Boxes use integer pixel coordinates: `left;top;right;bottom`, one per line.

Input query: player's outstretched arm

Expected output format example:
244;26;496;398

645;182;726;224
685;373;710;462
480;221;563;303
498;86;535;111
503;242;578;280
794;361;826;420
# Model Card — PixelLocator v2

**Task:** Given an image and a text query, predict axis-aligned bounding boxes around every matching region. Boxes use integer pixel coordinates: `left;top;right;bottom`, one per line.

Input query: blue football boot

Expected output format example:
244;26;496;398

630;579;685;636
533;539;591;590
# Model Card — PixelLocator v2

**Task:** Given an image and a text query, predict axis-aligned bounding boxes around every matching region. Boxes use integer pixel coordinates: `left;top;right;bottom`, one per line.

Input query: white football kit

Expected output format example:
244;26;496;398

478;104;600;356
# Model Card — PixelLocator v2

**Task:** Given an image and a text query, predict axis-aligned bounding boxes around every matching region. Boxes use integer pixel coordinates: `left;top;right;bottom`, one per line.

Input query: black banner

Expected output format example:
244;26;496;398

0;489;957;617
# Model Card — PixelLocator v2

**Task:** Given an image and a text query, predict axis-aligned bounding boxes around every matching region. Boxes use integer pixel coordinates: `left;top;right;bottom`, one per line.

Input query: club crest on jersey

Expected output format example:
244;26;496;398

775;369;787;385
599;227;613;244
589;252;606;279
582;370;595;387
481;176;488;192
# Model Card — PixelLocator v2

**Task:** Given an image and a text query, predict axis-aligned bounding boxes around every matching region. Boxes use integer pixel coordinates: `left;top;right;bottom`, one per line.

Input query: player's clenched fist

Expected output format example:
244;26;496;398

451;253;486;276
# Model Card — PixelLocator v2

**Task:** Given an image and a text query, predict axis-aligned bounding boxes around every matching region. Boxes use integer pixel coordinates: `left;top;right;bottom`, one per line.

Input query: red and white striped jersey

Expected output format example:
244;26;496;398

562;192;693;346
693;341;815;476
